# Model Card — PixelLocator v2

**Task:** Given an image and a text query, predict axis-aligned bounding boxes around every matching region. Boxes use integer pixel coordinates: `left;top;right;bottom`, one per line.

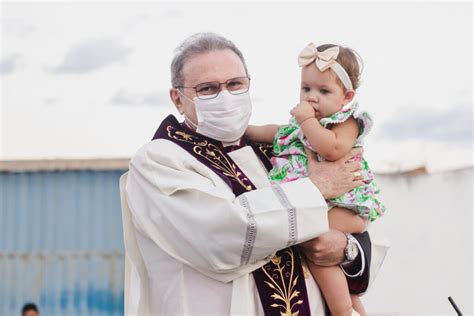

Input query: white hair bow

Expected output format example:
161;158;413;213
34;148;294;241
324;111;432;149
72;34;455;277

298;42;353;91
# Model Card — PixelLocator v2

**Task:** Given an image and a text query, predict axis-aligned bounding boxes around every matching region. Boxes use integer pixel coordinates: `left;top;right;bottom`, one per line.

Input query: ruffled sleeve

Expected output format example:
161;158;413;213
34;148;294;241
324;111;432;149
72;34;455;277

319;99;374;147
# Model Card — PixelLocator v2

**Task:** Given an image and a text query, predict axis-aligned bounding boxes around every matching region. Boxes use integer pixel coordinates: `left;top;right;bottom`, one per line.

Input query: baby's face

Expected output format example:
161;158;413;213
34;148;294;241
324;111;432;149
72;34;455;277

300;64;353;119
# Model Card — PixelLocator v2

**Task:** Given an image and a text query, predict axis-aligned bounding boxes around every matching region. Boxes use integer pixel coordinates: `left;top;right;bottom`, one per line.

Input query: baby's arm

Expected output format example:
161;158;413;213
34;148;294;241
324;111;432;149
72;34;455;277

290;100;358;161
329;207;366;234
245;124;280;144
300;117;359;161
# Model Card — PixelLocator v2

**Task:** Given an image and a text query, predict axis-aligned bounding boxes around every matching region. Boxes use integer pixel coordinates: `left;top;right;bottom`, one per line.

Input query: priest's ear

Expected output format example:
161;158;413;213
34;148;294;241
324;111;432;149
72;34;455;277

169;88;184;115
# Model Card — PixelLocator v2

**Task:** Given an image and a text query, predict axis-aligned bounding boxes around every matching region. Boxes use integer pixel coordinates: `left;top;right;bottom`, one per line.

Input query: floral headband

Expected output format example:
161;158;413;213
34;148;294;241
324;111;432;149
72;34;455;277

298;43;353;91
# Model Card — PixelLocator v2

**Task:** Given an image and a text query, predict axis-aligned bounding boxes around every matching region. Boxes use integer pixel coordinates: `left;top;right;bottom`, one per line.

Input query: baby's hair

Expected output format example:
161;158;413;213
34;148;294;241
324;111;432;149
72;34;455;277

317;44;363;90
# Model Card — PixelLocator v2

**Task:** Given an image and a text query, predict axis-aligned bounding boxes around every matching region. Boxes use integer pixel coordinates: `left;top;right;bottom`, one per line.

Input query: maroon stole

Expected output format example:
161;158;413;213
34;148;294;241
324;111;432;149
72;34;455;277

152;115;312;316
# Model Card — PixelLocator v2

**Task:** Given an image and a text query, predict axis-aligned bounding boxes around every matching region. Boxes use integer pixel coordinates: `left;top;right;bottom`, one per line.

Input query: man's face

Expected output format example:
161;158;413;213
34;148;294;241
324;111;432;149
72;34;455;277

23;311;39;316
170;49;247;129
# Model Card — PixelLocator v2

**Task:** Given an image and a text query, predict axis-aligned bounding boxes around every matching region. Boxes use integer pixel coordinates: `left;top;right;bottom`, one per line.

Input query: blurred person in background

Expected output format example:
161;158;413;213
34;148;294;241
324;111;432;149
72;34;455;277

21;303;39;316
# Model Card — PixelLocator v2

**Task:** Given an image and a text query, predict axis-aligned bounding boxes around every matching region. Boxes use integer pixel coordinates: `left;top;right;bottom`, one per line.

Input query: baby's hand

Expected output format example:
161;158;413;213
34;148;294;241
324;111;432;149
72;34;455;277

290;101;316;124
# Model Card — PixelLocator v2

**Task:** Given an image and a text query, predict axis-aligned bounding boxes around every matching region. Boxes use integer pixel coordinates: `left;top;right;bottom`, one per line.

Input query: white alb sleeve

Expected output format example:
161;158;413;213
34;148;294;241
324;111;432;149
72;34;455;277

125;141;329;282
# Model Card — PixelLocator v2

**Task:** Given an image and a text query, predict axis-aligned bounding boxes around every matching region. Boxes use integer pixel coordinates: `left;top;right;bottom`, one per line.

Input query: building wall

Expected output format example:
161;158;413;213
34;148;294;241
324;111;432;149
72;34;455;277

0;170;126;316
363;168;473;315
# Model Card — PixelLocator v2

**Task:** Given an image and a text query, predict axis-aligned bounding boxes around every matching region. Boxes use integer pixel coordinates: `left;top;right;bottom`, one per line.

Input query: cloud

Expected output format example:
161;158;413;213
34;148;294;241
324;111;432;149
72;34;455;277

110;89;169;107
50;37;133;74
0;54;21;75
1;18;36;37
378;102;473;143
110;90;140;106
142;92;170;106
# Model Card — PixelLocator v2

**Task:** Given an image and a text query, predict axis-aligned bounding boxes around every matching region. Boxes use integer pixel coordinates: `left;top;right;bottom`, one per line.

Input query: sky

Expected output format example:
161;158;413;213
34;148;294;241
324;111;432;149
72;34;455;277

1;1;472;172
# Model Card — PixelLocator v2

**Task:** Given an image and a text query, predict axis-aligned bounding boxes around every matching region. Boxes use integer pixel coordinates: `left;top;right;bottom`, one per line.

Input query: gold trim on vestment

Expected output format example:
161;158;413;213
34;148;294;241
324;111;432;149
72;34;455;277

167;125;253;191
262;248;304;316
167;126;208;146
193;143;253;191
258;144;274;162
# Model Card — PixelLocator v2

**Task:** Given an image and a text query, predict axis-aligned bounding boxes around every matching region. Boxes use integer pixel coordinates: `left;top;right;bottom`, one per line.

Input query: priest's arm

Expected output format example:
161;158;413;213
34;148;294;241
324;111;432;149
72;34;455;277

125;140;370;288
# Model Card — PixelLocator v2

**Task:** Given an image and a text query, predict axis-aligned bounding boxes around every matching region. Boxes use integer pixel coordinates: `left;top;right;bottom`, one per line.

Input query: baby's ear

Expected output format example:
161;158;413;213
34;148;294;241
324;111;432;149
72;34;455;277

344;90;355;104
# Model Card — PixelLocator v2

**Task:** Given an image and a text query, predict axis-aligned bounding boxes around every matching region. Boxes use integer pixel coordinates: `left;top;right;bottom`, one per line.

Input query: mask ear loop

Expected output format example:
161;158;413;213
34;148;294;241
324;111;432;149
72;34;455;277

177;89;195;103
176;89;199;129
184;115;198;129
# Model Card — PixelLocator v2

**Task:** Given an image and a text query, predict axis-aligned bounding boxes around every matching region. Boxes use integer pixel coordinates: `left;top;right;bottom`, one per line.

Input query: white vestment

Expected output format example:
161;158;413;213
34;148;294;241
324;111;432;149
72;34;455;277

120;138;389;315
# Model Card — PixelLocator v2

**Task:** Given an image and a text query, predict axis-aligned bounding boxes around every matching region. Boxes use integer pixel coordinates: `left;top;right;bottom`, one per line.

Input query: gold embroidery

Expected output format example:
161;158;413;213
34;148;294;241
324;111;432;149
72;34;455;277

259;143;274;162
167;125;252;191
271;255;281;265
194;144;253;191
167;126;207;146
262;249;304;316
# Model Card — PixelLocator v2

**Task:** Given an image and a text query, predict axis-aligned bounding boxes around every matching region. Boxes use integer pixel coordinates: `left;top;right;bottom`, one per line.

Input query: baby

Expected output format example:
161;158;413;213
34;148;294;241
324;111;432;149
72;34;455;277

246;43;385;316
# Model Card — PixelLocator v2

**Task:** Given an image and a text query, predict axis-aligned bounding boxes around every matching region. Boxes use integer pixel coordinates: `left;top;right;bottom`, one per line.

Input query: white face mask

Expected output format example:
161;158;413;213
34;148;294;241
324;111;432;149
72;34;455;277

179;89;252;142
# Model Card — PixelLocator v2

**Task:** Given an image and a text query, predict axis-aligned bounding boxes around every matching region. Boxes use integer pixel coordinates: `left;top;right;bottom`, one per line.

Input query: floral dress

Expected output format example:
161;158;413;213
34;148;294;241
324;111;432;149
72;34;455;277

267;100;385;221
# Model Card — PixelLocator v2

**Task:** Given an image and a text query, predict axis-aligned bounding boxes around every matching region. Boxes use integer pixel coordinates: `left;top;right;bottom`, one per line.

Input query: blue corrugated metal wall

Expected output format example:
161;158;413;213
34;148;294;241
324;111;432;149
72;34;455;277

0;170;126;315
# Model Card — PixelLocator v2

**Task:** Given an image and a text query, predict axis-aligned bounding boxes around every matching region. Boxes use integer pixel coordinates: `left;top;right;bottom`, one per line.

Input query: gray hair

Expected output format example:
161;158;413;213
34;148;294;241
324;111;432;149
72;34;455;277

171;32;249;88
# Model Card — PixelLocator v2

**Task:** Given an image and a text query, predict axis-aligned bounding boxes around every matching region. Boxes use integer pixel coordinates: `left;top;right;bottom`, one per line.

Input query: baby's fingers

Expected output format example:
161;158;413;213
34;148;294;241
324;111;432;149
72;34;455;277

350;180;365;191
345;161;363;173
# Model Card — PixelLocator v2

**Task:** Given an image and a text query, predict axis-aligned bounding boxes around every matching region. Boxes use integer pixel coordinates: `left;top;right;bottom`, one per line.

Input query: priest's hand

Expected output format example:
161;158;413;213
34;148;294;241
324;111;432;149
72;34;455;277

299;229;346;266
306;147;364;199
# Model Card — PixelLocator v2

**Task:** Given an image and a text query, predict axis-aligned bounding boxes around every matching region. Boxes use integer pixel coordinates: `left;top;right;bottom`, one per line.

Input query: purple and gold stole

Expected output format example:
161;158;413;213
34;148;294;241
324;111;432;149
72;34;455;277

152;115;312;316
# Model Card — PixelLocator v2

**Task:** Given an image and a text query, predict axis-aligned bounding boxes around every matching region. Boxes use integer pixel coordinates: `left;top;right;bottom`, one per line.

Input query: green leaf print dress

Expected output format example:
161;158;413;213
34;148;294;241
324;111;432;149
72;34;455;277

267;99;385;221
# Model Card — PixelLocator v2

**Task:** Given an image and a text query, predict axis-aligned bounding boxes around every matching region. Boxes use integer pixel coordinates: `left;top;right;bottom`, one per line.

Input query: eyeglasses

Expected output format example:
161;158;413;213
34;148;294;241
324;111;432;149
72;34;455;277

177;76;251;100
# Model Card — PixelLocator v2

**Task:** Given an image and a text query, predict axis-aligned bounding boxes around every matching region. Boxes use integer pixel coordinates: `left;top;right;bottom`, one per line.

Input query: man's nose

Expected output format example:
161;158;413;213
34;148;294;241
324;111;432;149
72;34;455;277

218;82;228;92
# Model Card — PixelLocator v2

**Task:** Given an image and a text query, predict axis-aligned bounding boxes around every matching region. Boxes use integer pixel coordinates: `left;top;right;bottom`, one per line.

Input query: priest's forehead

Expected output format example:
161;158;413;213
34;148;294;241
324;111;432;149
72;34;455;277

170;32;249;88
181;49;247;87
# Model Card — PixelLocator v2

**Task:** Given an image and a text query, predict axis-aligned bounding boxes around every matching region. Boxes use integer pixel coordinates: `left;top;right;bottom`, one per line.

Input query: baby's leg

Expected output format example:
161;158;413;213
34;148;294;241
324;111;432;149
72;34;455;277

351;295;366;315
307;207;366;315
308;263;352;316
328;207;366;234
